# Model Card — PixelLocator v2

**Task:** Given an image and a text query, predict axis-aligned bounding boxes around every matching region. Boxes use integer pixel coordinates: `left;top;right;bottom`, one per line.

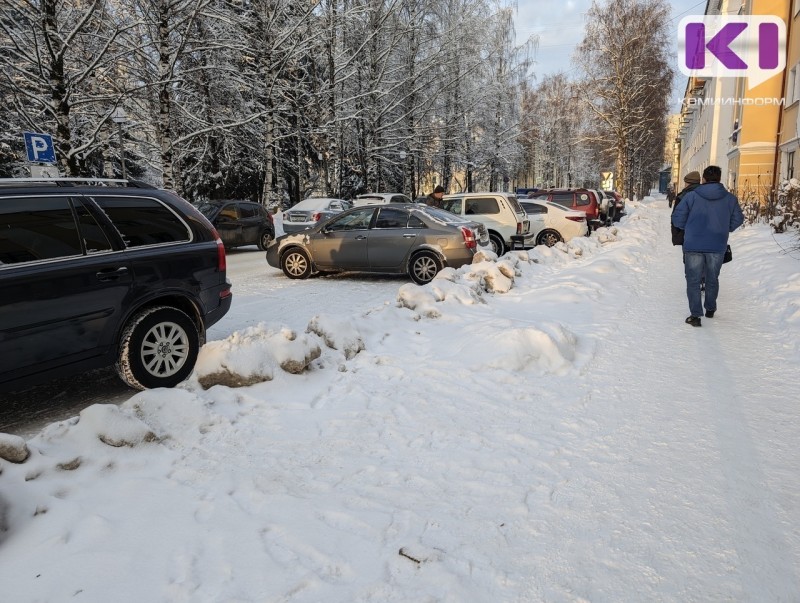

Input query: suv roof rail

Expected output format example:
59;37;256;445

0;177;157;189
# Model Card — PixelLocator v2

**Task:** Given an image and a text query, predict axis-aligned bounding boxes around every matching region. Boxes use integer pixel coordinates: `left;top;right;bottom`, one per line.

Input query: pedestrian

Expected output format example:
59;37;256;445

670;171;700;246
425;185;445;208
666;185;676;208
671;165;744;327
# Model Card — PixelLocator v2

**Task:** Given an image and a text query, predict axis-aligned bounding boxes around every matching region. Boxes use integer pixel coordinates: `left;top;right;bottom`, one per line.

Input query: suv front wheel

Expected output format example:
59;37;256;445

117;306;200;389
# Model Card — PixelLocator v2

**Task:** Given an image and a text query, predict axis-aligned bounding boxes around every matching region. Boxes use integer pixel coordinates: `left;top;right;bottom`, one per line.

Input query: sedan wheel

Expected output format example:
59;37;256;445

409;251;442;285
257;229;274;251
537;230;563;247
281;248;312;279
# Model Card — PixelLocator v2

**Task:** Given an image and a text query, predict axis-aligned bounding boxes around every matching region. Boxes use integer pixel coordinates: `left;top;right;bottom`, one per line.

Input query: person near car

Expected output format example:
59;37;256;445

670;171;700;246
425;185;445;208
671;165;744;328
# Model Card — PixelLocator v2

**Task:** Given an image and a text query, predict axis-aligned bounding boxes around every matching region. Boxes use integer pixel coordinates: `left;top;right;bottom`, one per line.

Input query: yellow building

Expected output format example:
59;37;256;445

777;0;800;184
726;0;790;203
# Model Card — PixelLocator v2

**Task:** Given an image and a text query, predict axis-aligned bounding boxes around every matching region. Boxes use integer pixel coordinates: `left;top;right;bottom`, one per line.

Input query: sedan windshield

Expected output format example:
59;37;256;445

195;202;217;218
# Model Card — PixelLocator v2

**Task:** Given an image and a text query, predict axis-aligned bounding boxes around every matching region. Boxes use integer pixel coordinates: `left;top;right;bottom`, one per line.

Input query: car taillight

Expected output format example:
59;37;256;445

566;215;585;222
460;226;477;249
211;228;226;271
312;212;321;222
516;222;523;235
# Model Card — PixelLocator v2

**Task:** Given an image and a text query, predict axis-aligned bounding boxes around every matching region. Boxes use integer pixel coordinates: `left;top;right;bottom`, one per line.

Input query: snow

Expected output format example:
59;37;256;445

1;195;800;601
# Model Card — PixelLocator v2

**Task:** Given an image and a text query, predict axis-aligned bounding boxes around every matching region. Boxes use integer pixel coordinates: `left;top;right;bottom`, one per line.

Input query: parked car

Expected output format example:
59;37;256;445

266;203;489;284
441;192;531;255
352;192;413;206
195;199;275;250
0;177;232;392
528;188;602;230
283;197;351;233
520;200;588;247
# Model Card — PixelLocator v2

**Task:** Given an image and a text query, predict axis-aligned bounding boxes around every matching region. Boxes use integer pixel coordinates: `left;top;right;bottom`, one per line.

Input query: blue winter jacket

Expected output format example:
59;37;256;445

671;182;744;253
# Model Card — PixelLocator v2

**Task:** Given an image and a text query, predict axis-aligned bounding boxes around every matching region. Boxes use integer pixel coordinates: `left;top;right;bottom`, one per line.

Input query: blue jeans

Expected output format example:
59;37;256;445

684;252;725;317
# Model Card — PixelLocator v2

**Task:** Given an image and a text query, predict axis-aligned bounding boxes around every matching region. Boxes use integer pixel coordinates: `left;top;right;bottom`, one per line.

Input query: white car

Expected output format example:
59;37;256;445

520;199;588;247
441;192;531;255
352;192;413;206
283;197;351;233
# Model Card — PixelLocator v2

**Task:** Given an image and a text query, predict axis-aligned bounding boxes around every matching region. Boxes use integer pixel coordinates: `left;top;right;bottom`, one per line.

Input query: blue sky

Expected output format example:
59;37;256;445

513;0;710;108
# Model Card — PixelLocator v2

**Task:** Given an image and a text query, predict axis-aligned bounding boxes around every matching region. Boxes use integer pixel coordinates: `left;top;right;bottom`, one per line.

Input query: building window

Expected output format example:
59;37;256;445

789;152;796;180
789;67;798;105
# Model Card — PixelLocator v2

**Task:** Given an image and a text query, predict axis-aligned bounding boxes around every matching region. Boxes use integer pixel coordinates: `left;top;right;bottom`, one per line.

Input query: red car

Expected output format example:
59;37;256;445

528;188;602;229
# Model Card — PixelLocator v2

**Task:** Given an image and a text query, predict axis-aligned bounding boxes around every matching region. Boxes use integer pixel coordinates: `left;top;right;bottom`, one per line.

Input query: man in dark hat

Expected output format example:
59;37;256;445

425;185;445;208
672;165;744;327
671;170;701;246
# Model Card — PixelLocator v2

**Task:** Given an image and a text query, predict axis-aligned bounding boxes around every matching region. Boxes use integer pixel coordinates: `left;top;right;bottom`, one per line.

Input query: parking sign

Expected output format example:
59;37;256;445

23;132;56;164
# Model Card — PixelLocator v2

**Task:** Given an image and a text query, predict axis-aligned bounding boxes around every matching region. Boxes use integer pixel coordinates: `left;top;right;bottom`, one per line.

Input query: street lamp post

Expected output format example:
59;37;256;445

110;107;127;180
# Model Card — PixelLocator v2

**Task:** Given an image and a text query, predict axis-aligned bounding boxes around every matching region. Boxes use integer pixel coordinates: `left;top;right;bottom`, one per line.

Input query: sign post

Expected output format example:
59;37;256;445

23;132;59;178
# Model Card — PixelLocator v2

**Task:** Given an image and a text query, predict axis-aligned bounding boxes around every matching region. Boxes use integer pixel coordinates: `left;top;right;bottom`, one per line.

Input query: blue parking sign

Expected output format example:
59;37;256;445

24;132;56;164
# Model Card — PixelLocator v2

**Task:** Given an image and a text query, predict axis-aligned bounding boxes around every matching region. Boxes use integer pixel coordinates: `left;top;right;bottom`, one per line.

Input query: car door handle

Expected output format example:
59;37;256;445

355;235;367;240
402;233;416;238
96;267;129;281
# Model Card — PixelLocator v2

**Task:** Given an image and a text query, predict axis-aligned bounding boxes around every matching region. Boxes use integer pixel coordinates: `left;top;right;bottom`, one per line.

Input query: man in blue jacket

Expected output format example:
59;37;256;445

671;165;744;327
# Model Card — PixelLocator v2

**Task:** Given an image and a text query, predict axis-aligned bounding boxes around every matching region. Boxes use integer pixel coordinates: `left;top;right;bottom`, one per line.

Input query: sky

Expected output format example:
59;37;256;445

514;0;711;109
1;195;800;601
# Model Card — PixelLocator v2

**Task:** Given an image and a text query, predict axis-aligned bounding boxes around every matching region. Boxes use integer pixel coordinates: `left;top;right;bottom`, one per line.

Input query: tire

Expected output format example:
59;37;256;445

537;230;563;247
409;251;442;285
281;247;312;279
116;306;200;390
257;229;274;251
489;232;506;256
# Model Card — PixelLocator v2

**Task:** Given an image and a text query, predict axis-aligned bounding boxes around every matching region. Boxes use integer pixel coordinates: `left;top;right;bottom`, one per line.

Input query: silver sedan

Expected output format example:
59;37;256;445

283;197;351;233
266;204;489;284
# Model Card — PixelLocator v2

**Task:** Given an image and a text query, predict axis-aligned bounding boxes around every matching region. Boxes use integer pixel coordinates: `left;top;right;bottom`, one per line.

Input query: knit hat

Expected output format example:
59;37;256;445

433;185;445;194
684;171;701;184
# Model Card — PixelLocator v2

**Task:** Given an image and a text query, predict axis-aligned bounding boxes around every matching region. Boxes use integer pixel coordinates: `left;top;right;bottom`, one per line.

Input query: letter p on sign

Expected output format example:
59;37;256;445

678;16;786;89
23;132;56;164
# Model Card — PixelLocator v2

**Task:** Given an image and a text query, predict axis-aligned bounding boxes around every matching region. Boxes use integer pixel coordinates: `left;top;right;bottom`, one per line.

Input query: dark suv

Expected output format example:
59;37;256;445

0;178;232;392
195;199;274;250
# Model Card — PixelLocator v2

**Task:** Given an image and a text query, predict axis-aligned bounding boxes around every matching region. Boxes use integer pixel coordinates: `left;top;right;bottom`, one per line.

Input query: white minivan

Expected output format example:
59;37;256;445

441;192;532;255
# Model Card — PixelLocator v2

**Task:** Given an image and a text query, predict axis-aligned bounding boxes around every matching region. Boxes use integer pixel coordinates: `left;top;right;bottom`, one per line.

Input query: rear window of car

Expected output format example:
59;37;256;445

0;196;83;264
92;196;191;247
417;206;469;223
521;202;547;215
441;198;463;214
576;193;591;206
506;195;524;214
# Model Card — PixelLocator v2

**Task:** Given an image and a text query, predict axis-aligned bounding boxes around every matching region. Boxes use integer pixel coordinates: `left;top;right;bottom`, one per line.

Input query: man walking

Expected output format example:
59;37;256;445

671;165;744;327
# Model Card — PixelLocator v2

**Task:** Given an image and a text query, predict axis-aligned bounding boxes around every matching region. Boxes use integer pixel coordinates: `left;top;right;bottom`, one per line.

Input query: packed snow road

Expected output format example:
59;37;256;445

0;249;404;437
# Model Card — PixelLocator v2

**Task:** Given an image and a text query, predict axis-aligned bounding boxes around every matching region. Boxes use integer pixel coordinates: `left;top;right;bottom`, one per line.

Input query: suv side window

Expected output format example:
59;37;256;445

576;193;591;207
74;200;113;253
0;196;82;264
92;196;191;247
470;197;500;214
238;203;258;219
